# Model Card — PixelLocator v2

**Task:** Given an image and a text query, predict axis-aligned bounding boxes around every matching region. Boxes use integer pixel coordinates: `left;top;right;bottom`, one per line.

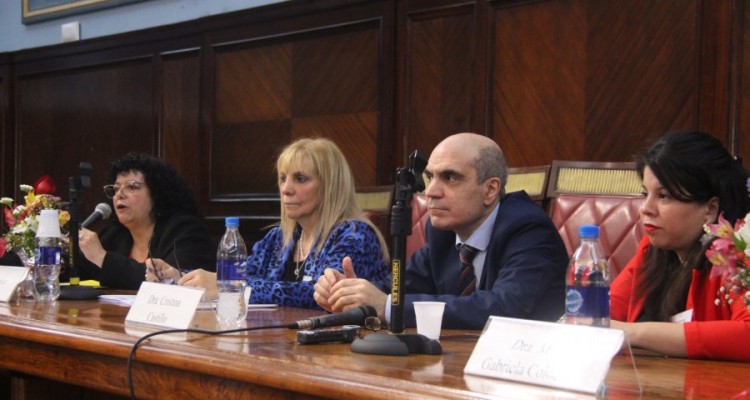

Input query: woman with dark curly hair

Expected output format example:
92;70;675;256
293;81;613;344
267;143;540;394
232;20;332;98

78;152;215;289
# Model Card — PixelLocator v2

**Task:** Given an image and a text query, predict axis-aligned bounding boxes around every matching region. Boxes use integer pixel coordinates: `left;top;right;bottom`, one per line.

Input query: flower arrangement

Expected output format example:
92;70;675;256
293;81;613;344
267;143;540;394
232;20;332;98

0;176;70;263
705;212;750;312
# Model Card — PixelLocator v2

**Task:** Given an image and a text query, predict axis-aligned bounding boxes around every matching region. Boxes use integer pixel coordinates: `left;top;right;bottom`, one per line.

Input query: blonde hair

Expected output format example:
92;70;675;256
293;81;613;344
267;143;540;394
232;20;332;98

276;137;389;261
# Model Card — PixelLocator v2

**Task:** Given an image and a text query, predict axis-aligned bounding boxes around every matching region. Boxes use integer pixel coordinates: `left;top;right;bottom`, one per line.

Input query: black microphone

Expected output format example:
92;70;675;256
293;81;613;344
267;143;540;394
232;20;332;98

81;203;112;228
288;306;377;330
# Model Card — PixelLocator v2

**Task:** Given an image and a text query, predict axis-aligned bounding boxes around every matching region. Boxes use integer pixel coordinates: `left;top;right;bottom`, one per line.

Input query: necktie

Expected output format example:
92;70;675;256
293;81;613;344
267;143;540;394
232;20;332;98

457;244;479;296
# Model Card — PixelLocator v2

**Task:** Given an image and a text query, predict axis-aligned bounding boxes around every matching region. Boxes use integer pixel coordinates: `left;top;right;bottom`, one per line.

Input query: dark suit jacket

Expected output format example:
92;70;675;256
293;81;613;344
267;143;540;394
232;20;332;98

382;191;568;329
80;214;216;289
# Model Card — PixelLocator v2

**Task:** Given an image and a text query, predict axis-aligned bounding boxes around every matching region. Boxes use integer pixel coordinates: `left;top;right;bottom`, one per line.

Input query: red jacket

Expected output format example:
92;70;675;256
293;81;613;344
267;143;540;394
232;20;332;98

610;236;750;361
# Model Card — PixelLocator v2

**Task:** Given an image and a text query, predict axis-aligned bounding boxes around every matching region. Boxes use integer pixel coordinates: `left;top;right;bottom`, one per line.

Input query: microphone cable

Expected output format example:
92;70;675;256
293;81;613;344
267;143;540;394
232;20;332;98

127;323;288;400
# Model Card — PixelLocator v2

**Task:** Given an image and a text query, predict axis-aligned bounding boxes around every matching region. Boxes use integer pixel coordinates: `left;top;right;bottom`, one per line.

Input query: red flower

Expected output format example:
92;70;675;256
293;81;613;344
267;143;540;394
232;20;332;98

4;208;14;228
0;238;6;257
34;175;56;195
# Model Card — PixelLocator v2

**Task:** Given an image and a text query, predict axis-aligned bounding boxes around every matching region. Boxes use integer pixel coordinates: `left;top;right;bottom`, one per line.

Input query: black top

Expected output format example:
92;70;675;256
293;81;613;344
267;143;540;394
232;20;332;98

80;214;216;290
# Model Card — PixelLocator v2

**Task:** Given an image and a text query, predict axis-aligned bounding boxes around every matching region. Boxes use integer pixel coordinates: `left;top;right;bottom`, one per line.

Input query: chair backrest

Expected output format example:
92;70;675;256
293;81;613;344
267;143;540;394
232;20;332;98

551;193;644;276
505;165;550;205
355;185;394;243
546;160;645;277
546;160;642;197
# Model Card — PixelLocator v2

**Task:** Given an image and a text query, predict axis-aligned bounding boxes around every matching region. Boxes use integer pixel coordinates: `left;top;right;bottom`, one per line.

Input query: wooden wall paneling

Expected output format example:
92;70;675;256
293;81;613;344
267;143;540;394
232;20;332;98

210;22;382;198
0;58;12;201
160;49;204;200
584;0;701;160
15;60;156;211
203;0;396;183
206;19;386;243
490;0;705;165
204;37;290;244
698;0;734;142
489;0;586;166
159;48;229;245
290;23;381;187
737;0;749;161
399;1;480;162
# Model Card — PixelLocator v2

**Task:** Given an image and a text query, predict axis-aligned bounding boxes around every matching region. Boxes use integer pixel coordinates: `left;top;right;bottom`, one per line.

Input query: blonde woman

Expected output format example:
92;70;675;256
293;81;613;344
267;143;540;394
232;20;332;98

150;137;389;308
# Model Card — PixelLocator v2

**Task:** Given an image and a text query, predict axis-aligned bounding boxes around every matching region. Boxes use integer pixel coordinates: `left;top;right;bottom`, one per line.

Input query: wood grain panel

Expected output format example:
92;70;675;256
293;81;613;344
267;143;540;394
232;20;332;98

0;67;10;200
293;24;379;116
291;112;379;186
740;0;750;161
698;0;734;140
491;0;703;165
210;22;381;199
211;121;291;197
585;0;700;160
491;0;585;166
161;51;202;199
403;5;477;159
215;42;292;123
15;61;155;210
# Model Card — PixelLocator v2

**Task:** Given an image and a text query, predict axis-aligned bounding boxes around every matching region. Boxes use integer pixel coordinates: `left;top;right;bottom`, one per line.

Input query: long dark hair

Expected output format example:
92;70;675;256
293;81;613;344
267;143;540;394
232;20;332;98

634;130;750;321
105;152;201;228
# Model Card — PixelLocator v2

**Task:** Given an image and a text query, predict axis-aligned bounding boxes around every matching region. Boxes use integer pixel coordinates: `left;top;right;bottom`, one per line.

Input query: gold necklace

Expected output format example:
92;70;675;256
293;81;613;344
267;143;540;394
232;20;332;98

295;231;306;280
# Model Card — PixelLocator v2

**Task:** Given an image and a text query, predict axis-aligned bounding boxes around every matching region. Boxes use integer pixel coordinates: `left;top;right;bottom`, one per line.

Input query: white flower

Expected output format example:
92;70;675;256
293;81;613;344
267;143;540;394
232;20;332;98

738;212;750;257
11;221;28;234
19;184;33;192
0;197;12;207
26;216;38;232
11;205;25;218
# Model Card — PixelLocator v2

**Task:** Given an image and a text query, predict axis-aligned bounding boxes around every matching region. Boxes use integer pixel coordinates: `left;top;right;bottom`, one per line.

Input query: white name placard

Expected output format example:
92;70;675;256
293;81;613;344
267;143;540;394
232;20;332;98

125;282;205;329
0;266;29;302
464;316;624;394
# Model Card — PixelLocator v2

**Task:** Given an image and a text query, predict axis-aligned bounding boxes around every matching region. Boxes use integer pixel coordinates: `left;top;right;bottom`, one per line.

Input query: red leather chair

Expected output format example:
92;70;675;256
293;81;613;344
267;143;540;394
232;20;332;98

546;160;645;277
551;193;644;276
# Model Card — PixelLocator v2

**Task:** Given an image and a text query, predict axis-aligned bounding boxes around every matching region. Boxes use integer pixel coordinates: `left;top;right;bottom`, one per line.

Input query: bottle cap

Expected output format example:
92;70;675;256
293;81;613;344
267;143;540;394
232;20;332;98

36;209;63;238
225;217;239;228
578;224;600;238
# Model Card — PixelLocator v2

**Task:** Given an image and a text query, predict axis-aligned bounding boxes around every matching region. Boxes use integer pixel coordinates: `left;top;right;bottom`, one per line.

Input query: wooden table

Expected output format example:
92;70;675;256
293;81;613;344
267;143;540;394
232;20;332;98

0;295;748;399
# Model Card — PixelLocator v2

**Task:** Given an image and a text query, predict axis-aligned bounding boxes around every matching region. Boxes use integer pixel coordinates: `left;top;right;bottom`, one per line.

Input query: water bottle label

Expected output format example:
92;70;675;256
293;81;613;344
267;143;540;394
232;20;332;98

217;259;246;280
565;286;609;318
35;246;61;265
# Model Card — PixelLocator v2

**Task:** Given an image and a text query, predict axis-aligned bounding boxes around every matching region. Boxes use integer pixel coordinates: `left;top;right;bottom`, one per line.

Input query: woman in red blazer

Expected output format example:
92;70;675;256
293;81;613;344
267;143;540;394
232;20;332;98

610;130;750;361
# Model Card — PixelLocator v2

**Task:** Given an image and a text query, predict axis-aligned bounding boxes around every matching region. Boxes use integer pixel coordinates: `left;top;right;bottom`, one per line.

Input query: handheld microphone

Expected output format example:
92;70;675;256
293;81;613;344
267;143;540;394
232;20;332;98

288;306;377;330
81;203;112;228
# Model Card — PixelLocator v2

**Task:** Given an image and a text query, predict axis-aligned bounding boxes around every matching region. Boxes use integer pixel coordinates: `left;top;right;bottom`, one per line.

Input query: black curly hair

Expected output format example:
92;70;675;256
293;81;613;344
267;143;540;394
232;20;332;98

104;152;201;226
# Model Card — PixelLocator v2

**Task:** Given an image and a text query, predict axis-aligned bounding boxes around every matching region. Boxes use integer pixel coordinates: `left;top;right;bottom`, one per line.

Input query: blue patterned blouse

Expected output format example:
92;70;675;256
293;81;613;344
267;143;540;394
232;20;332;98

245;219;389;308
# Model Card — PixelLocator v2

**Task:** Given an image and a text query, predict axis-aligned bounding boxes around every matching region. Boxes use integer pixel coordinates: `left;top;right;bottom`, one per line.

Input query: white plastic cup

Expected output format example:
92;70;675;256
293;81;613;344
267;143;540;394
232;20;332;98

413;301;446;341
36;209;62;238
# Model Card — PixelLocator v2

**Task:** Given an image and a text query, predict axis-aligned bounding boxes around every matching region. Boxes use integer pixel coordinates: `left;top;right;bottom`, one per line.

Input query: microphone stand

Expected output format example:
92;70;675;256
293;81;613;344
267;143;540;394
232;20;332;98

351;151;441;356
60;163;100;300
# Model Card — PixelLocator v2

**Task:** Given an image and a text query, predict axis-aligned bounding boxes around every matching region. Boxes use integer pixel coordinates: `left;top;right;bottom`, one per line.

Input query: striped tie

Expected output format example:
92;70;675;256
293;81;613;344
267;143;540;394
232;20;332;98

458;244;479;296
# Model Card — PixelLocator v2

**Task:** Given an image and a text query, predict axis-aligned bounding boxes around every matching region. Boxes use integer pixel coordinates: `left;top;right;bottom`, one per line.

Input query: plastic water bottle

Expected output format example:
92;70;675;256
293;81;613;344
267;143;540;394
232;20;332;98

565;224;610;327
33;209;62;302
215;217;248;328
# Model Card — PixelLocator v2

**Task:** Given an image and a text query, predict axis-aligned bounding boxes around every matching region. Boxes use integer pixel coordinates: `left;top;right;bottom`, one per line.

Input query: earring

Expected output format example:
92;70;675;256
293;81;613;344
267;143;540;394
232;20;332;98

701;222;714;246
